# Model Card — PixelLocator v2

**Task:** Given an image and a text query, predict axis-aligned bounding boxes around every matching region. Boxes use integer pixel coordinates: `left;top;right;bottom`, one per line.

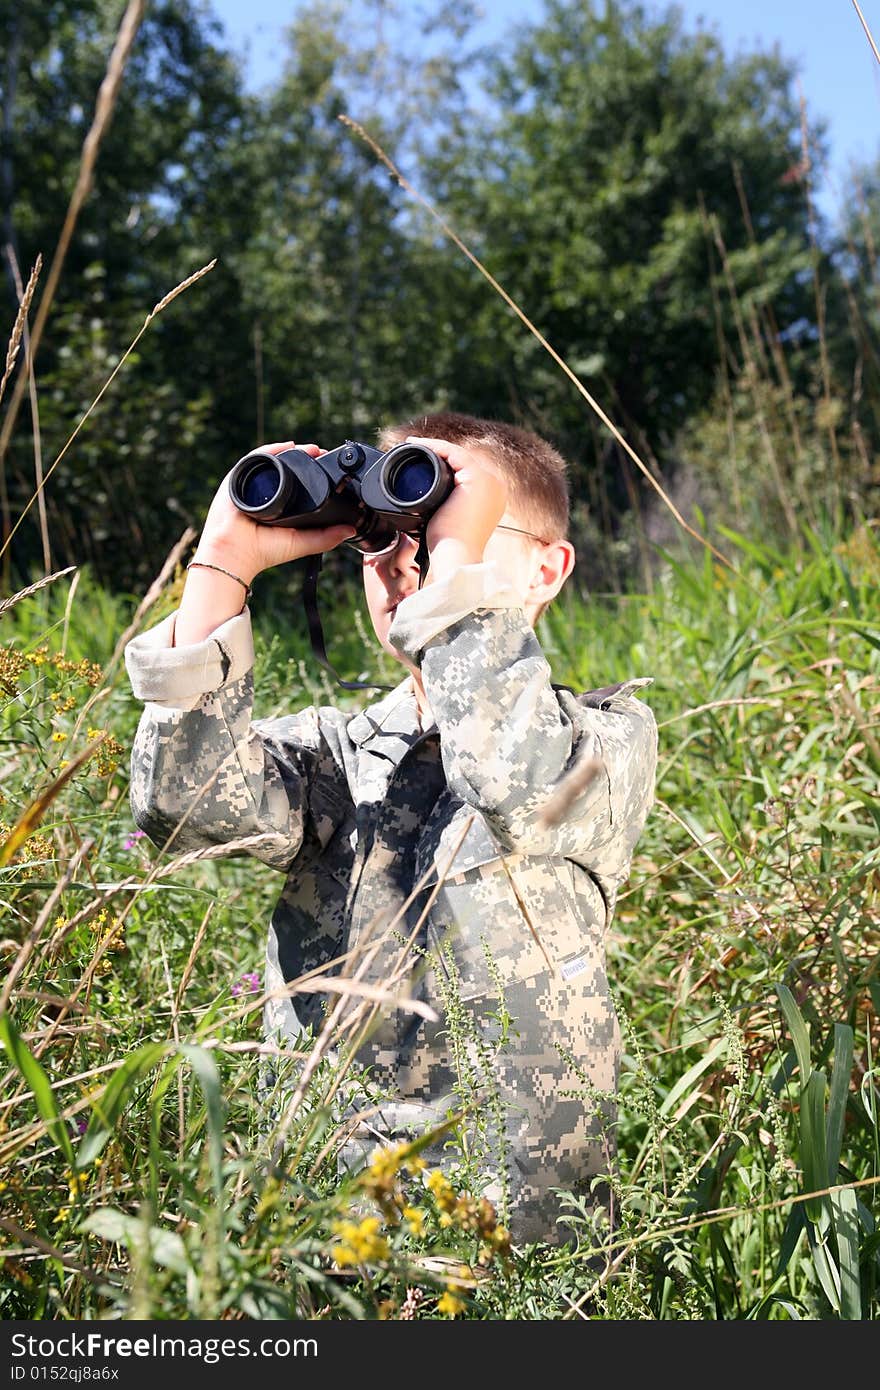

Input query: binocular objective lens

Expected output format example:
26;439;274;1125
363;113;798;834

386;451;437;504
239;461;282;509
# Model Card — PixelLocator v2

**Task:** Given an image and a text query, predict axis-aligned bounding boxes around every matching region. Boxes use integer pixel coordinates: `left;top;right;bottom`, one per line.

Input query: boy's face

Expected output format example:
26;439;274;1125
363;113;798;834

362;520;542;659
361;444;572;665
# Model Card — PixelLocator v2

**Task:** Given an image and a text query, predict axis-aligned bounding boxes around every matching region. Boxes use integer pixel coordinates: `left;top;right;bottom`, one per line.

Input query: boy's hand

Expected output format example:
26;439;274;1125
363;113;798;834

404;435;509;573
194;441;356;583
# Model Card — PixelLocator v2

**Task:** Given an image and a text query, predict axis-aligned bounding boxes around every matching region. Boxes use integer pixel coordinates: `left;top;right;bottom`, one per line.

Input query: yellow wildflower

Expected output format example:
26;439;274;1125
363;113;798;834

367;1142;407;1185
402;1205;425;1236
53;1207;71;1224
329;1215;390;1267
437;1290;466;1318
488;1224;511;1254
425;1168;456;1211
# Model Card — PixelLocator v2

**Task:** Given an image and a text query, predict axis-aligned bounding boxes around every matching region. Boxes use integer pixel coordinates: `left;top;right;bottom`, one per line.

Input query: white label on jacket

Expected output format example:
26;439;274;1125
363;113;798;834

560;955;589;981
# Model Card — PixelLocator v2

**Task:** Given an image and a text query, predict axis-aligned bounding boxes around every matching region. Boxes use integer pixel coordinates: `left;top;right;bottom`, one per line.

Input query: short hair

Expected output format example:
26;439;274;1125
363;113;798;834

376;410;570;543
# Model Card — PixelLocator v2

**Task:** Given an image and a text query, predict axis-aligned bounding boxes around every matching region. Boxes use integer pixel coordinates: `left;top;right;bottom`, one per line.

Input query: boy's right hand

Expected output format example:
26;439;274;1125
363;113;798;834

193;442;357;584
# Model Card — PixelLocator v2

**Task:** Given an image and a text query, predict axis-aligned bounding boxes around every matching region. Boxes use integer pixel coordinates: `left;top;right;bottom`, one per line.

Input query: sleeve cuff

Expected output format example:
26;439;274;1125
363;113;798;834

387;562;521;664
123;607;255;710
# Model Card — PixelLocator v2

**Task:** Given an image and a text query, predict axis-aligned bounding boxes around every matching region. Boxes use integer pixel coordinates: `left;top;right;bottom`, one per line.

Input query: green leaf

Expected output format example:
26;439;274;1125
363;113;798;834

806;1224;841;1313
830;1186;862;1320
774;1204;805;1281
776;982;812;1083
77;1041;170;1168
177;1044;225;1205
800;1069;830;1228
0;1013;74;1166
658;1038;727;1117
826;1023;854;1184
81;1207;190;1276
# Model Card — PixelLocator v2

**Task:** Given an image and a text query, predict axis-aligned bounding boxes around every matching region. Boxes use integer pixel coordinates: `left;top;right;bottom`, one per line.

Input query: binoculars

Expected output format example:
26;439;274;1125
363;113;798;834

228;439;453;554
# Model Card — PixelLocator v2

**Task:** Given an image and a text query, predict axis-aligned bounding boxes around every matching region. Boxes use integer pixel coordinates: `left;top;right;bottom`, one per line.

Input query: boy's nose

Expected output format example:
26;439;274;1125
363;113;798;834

387;532;421;571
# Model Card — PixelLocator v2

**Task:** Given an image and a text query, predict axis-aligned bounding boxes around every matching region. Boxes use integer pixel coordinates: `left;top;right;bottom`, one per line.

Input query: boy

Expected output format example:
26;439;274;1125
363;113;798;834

124;411;658;1246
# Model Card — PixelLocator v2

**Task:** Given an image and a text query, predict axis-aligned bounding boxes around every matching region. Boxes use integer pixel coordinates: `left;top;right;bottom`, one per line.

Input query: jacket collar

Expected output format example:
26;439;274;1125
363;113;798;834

346;675;438;755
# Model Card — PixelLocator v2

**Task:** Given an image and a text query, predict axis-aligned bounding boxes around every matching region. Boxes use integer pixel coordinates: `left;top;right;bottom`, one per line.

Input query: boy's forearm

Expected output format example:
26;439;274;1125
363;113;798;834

173;551;254;646
422;537;484;586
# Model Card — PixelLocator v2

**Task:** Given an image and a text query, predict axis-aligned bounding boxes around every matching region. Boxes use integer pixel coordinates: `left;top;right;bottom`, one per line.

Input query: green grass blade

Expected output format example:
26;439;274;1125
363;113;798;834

826;1023;854;1184
830;1186;862;1320
774;1204;805;1280
178;1043;225;1205
800;1069;829;1227
77;1041;170;1167
0;1013;74;1166
658;1038;727;1117
776;983;812;1083
807;1223;841;1313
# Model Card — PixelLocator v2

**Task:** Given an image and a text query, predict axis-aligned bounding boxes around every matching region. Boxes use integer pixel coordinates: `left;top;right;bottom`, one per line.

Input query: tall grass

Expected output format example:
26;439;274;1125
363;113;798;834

0;514;877;1318
1;8;877;1317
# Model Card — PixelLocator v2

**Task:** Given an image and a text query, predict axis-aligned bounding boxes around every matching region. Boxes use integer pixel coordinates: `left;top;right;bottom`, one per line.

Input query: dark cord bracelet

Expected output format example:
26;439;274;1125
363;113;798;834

186;560;253;601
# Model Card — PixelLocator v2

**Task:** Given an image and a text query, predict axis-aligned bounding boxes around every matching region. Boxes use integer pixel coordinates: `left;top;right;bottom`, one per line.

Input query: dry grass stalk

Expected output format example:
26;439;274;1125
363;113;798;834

0;735;107;871
0;263;212;567
147;260;217;323
339;114;735;576
0;838;95;1012
798;86;842;484
0;565;76;618
538;754;604;829
153;833;278;875
852;0;880;66
5;245;50;573
174;902;214;1014
0;1;147;471
157;939;186;1162
705;210;799;537
0;253;41;409
0;1218;113;1289
730;164;805;467
283;974;438;1021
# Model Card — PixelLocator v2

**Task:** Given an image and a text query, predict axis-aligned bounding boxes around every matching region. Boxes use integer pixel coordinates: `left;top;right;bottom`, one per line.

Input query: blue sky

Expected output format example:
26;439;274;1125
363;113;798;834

205;0;880;224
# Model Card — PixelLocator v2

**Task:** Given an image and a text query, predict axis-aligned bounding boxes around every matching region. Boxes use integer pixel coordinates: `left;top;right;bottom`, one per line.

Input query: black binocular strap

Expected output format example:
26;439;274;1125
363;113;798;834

301;526;432;692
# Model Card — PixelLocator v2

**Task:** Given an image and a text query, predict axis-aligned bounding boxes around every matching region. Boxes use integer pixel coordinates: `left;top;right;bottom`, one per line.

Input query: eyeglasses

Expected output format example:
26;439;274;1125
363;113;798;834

362;522;550;562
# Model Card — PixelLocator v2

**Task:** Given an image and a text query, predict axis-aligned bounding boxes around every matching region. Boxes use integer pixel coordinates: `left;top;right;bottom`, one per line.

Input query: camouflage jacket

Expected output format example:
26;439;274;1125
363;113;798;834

124;561;658;1244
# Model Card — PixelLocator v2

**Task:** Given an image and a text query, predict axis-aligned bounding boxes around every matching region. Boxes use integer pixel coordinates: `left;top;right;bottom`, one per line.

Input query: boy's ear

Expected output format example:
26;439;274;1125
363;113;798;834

534;539;575;597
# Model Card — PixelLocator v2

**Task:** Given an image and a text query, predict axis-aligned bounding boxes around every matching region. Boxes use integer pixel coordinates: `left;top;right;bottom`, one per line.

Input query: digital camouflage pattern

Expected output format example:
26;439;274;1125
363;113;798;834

124;562;658;1244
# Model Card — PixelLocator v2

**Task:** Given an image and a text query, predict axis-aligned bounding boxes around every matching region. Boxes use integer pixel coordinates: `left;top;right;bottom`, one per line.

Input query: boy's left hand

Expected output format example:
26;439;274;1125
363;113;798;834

404;435;509;567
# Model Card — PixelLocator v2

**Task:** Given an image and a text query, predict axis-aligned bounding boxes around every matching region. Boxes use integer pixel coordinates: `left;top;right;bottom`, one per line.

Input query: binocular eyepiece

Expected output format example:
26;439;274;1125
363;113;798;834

228;439;453;554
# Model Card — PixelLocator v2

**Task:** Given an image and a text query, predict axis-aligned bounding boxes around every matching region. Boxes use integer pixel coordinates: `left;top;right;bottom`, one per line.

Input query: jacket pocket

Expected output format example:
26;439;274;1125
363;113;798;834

425;852;605;1003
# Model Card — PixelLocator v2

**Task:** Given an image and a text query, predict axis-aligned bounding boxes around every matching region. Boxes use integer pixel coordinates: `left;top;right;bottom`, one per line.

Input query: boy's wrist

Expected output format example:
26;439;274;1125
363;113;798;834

191;538;259;588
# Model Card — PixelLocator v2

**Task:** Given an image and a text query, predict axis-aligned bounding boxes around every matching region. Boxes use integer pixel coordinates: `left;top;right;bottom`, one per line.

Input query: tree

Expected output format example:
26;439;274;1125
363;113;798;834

2;0;256;586
420;0;831;529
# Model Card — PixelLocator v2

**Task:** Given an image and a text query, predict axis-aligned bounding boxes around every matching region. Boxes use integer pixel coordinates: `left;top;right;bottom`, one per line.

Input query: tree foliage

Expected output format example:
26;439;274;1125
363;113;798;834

0;0;872;590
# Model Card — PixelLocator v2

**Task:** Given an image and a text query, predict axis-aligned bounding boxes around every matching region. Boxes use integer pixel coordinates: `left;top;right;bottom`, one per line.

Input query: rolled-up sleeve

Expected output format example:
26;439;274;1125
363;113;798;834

123;608;341;870
388;563;657;879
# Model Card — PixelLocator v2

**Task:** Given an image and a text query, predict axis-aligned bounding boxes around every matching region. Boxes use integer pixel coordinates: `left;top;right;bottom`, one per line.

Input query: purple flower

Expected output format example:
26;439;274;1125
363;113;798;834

72;1116;88;1136
123;829;147;851
231;971;261;999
